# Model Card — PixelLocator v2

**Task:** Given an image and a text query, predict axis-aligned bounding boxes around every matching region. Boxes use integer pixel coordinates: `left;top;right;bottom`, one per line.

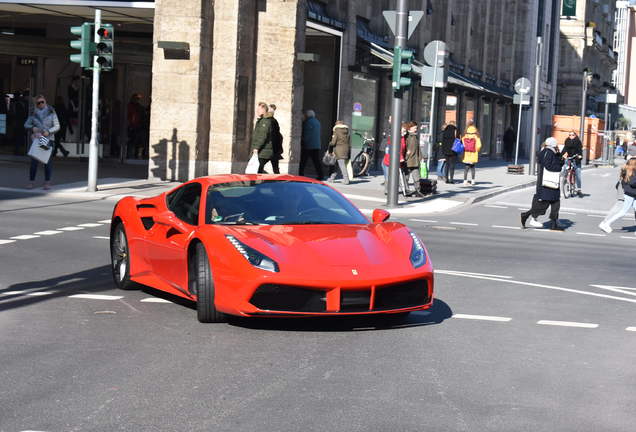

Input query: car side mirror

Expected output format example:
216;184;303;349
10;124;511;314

372;208;390;223
154;211;189;233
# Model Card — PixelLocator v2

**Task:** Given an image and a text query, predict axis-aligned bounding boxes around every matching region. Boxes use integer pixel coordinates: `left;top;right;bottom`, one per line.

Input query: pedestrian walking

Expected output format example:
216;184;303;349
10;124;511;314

268;104;284;172
461;125;482;185
381;115;392;185
441;122;459;184
561;130;583;196
327;120;351;184
24;95;60;190
127;93;146;159
299;109;324;180
52;96;70;157
598;157;636;234
503;126;515;162
434;124;446;180
404;121;424;197
520;137;565;231
250;102;277;173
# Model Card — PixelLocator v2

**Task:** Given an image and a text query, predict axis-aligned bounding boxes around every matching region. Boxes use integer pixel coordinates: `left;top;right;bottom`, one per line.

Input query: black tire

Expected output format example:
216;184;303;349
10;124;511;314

352;152;370;177
193;243;225;323
110;222;138;290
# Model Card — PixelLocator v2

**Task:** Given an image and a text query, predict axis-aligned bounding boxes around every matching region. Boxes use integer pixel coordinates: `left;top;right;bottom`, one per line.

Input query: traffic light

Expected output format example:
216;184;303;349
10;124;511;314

392;47;414;91
69;23;95;68
95;24;114;71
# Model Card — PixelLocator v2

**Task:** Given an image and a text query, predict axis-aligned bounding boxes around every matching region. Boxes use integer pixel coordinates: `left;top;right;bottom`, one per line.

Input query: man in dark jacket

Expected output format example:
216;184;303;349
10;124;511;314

561;131;583;196
521;137;565;231
268;104;283;172
440;122;459;183
251;102;275;173
503;127;515;162
299;109;324;180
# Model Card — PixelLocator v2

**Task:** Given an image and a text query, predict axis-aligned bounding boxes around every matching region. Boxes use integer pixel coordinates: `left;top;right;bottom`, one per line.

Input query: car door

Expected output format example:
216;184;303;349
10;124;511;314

146;182;202;295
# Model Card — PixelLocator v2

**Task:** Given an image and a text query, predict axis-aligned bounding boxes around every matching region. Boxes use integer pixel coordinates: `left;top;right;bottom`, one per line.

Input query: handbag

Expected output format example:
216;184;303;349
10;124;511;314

419;159;429;179
245;153;259;174
451;137;464;154
322;151;336;166
541;168;560;189
28;138;53;164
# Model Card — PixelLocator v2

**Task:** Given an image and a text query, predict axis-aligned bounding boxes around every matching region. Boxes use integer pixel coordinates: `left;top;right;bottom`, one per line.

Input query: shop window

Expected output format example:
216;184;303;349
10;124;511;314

445;94;458;124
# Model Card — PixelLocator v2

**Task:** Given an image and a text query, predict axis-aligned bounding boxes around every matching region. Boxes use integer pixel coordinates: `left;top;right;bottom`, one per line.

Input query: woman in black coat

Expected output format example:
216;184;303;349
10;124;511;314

440;122;459;183
521;137;565;230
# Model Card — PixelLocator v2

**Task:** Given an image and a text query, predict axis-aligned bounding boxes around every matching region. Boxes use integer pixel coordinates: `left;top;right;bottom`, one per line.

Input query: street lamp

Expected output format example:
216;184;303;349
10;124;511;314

602;82;617;162
580;68;592;165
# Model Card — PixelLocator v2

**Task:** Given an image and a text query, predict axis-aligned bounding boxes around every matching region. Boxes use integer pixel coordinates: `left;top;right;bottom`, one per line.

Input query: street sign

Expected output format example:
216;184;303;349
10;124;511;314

514;77;532;95
423;40;446;67
513;94;531;105
383;10;424;39
420;65;447;88
606;93;617;104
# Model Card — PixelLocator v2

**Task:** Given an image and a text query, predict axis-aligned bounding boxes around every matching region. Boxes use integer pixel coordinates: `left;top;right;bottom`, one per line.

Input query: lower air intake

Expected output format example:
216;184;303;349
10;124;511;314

374;279;429;310
250;284;326;312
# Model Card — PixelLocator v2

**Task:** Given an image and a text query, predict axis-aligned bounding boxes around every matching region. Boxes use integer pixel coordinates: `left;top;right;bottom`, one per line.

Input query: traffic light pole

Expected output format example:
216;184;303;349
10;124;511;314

387;0;408;208
427;64;438;170
87;9;101;192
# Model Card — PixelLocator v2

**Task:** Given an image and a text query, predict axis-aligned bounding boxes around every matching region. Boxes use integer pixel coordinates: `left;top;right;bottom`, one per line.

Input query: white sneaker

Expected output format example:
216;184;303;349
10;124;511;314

470;180;475;185
463;180;469;185
528;217;543;228
598;222;612;234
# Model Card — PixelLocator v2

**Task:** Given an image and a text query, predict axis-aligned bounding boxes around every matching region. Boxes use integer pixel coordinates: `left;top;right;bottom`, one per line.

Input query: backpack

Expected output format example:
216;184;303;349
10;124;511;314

463;137;476;152
451;137;464;154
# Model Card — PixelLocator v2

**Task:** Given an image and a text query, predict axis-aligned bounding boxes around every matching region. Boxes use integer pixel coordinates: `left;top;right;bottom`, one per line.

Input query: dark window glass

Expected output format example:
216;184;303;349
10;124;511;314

206;180;368;226
167;182;202;225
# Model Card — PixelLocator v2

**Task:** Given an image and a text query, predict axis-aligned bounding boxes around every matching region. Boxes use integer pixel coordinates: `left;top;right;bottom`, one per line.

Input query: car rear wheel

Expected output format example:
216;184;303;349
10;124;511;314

110;222;137;290
193;243;225;323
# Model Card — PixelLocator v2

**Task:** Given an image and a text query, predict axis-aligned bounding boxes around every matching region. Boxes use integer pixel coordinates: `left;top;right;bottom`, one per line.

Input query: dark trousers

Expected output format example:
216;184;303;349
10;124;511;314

258;158;280;174
299;148;324;179
522;194;560;221
444;154;457;182
29;156;52;182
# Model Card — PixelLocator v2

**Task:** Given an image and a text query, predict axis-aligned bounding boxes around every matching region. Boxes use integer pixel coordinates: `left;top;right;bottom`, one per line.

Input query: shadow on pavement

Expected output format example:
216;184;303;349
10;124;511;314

227;298;453;332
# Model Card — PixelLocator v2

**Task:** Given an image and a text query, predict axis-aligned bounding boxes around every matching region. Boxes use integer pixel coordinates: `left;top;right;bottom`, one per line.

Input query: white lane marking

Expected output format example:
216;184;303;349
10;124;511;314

409;219;439;223
26;292;54;296
492;225;521;230
537;320;598;329
343;193;386;203
0;239;16;245
620;236;636;240
453;314;512;322
626;327;636;332
587;214;605;218
3;290;26;295
140;297;172;303
576;232;606;237
590;284;636;297
34;230;62;235
10;234;40;240
98;219;111;223
484;205;507;209
437;270;513;279
559;211;575;215
78;223;103;227
450;222;478;226
437;271;636;304
517;208;529;211
69;294;123;300
58;226;84;231
431;225;457;230
93;236;110;240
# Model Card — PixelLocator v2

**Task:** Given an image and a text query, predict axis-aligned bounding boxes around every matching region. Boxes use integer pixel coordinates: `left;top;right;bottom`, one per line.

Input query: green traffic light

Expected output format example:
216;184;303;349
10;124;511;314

69;22;94;68
392;46;414;91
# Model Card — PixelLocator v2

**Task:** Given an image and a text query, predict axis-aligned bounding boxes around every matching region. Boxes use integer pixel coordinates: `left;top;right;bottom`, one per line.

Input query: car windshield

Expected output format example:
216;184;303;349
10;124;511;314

205;180;368;226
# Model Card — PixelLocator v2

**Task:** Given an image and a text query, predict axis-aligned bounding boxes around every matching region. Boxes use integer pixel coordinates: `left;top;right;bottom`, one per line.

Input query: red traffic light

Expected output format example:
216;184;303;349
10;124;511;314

97;27;111;39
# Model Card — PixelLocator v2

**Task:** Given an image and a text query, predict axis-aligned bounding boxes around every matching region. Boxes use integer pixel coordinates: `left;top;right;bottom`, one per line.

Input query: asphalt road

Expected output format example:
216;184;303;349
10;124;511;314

1;168;635;432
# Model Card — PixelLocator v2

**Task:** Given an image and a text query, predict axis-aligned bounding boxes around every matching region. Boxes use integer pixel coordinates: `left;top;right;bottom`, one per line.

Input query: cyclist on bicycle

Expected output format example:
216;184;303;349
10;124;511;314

561;131;583;197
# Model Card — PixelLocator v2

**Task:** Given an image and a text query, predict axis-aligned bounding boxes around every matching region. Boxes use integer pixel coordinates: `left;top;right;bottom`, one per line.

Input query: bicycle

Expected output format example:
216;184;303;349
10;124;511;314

561;156;578;199
351;133;376;177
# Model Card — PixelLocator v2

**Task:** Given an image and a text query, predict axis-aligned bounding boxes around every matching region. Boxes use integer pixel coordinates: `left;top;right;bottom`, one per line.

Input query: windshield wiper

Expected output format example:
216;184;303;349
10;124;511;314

215;221;263;225
285;221;338;225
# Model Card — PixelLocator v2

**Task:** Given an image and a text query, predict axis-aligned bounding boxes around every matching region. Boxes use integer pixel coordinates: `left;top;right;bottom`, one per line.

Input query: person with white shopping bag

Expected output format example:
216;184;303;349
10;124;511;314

520;137;565;231
24;95;60;190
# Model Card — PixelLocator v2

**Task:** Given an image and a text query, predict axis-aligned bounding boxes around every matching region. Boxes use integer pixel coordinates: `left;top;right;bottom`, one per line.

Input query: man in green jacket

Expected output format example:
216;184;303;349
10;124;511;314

251;102;276;173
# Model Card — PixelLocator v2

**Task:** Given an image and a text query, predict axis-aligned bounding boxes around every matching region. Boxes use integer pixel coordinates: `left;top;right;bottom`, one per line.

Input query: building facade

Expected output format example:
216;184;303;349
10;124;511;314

614;0;636;105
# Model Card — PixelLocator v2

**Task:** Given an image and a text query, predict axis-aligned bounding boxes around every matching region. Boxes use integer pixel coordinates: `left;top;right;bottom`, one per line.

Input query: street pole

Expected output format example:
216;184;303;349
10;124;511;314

602;88;609;162
514;104;523;165
529;36;542;176
387;0;408;208
580;71;588;165
87;9;101;192
427;65;438;171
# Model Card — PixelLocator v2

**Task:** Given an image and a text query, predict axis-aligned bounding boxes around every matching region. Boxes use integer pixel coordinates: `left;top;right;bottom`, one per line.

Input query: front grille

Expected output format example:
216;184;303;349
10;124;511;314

250;284;326;312
340;289;371;312
374;279;429;310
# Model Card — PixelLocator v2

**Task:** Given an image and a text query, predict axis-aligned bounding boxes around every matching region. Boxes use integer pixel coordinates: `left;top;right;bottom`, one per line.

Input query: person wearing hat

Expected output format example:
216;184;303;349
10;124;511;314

520;137;565;230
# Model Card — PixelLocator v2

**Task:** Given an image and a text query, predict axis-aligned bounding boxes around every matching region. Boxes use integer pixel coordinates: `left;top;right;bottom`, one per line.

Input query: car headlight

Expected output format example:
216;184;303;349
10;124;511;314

226;235;279;272
409;232;427;268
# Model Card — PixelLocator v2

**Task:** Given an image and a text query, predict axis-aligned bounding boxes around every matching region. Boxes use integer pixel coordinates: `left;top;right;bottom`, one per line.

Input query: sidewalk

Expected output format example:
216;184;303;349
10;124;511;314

0;155;542;214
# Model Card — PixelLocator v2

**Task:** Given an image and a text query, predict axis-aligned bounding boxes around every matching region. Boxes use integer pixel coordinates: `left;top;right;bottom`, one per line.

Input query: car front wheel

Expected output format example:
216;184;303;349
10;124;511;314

110;222;137;290
193;243;226;323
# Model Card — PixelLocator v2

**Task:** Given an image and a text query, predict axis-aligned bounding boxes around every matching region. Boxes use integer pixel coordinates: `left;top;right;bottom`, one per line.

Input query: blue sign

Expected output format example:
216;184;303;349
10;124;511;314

353;102;362;112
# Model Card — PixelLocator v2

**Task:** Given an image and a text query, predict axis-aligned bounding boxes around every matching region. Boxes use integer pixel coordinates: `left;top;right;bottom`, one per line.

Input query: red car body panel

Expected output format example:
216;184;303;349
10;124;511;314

111;174;434;318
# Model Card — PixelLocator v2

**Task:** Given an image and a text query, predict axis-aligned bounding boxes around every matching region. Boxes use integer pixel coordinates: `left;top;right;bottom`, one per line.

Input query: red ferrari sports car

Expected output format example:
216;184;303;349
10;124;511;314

110;175;434;322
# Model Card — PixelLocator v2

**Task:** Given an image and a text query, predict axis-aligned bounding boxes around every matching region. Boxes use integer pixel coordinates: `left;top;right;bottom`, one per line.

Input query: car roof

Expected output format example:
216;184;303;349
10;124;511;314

197;174;321;187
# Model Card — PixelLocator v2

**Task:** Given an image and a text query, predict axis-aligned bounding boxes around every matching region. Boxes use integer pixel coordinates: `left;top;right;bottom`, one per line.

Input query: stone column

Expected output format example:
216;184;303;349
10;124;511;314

148;0;213;181
253;0;305;174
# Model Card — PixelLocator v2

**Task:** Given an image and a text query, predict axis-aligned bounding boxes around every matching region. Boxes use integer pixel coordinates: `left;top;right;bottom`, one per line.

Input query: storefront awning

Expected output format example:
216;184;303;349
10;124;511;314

0;0;154;23
307;0;344;30
356;19;389;48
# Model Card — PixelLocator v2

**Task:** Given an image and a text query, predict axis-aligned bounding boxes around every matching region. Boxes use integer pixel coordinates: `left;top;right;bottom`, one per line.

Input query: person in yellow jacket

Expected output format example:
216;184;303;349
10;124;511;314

461;124;482;185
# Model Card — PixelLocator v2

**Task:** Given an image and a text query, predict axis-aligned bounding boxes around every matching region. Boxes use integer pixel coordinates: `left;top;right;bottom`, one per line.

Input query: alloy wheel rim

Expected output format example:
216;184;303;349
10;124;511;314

112;228;128;282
